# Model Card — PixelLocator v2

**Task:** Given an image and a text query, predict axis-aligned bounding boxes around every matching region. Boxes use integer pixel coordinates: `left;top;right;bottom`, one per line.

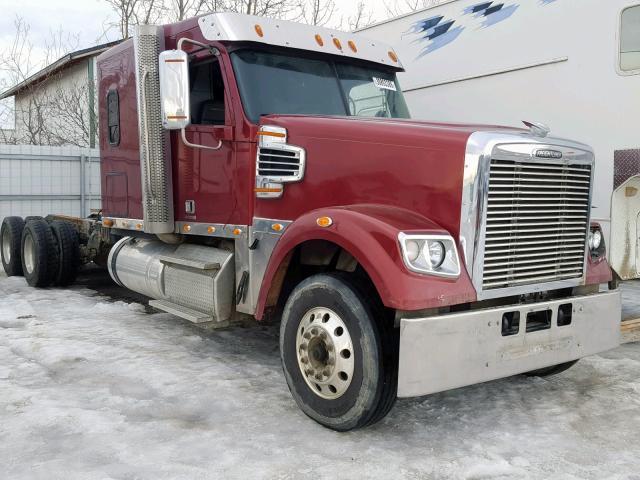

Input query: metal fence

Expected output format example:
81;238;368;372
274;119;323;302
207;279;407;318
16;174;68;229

0;144;101;220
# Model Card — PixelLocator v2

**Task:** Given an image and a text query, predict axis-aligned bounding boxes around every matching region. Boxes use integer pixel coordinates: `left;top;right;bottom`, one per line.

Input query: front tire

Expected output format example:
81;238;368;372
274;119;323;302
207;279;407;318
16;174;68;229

1;216;25;276
280;273;397;431
525;360;579;377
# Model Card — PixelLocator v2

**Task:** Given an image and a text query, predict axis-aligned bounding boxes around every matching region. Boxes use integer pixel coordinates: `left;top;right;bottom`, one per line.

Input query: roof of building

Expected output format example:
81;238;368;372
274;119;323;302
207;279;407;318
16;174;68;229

0;40;122;100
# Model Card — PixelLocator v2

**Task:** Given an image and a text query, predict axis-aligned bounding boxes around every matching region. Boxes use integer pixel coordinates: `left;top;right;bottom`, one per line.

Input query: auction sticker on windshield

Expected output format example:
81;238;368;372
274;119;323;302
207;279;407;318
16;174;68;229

373;77;397;91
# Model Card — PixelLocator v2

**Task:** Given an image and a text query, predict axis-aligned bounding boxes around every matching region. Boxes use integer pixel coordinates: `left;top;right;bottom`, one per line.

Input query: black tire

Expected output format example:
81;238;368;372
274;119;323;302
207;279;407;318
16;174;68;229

280;273;398;431
1;216;25;276
21;218;59;288
524;360;579;377
24;216;44;223
50;220;80;286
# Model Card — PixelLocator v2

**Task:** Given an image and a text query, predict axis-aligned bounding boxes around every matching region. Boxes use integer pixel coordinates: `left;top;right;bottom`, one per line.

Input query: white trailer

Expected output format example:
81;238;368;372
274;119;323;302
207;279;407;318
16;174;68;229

359;0;640;280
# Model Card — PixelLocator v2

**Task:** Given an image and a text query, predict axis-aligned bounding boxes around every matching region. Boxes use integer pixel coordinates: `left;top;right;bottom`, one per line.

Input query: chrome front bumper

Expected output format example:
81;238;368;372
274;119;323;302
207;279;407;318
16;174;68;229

397;290;621;398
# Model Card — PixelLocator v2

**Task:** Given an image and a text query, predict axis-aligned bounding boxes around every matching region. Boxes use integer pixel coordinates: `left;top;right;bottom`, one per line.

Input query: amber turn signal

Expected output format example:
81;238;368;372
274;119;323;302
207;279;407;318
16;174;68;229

102;218;114;228
183;224;191;232
317;217;333;228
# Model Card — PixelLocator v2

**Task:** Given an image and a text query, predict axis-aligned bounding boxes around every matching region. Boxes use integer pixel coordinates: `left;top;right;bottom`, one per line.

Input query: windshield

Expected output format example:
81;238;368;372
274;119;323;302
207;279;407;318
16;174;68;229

230;49;410;123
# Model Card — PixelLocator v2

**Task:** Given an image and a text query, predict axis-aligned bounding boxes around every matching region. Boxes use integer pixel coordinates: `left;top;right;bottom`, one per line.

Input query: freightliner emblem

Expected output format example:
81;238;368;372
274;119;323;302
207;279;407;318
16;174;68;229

535;149;563;159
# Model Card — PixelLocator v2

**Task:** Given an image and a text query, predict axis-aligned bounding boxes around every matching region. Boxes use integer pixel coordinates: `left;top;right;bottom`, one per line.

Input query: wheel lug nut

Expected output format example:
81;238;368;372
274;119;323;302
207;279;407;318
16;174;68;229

326;344;333;352
323;369;331;377
315;373;322;380
301;357;308;364
303;332;311;340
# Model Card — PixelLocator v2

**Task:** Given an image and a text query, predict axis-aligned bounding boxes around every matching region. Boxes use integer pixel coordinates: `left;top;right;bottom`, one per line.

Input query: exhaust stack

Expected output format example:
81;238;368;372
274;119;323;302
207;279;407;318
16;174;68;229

133;25;175;234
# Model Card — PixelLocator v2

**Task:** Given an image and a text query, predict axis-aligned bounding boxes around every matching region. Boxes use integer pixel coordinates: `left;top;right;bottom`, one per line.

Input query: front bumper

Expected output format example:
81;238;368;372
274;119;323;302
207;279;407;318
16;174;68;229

397;290;621;398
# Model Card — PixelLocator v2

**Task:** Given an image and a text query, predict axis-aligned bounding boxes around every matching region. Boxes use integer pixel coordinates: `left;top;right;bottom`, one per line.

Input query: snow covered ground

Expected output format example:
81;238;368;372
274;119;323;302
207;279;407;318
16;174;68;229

2;269;640;480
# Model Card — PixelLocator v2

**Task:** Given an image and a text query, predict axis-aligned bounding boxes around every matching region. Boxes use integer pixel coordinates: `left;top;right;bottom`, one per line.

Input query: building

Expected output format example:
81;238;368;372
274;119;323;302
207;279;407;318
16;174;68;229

0;41;121;148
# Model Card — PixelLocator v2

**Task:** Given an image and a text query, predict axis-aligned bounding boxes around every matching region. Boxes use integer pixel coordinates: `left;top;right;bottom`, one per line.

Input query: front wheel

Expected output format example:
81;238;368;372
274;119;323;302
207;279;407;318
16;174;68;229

524;360;579;377
280;273;398;431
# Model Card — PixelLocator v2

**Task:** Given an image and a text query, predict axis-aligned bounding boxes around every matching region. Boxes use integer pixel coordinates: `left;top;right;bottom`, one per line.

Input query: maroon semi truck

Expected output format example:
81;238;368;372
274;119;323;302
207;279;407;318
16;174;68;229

0;13;621;431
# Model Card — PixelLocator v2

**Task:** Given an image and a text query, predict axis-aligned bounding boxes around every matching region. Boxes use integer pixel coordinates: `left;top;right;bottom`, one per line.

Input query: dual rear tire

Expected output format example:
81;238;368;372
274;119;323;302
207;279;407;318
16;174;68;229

1;216;79;287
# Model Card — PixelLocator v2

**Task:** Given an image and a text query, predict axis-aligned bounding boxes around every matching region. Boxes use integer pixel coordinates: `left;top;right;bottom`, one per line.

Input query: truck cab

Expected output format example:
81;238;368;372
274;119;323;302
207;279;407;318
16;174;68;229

0;12;621;431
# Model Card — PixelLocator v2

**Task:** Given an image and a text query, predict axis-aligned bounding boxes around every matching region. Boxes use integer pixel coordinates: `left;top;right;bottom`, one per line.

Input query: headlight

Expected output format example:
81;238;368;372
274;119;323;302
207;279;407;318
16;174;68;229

588;225;606;260
588;229;602;250
398;233;461;277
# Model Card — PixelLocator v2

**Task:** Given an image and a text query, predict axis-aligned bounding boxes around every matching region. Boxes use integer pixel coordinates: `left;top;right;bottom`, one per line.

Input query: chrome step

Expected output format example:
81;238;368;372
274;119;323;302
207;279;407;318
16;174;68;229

149;299;214;324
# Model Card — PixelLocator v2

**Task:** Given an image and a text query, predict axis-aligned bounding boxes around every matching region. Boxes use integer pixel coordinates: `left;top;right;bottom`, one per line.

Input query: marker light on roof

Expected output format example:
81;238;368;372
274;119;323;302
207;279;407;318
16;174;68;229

348;40;357;53
388;50;399;62
254;24;264;37
333;38;342;50
315;34;324;47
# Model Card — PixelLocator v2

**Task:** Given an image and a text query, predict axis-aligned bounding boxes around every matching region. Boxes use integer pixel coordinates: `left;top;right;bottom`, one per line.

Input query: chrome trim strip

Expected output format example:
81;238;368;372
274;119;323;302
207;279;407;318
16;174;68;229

461;131;594;300
105;217;146;232
174;221;248;239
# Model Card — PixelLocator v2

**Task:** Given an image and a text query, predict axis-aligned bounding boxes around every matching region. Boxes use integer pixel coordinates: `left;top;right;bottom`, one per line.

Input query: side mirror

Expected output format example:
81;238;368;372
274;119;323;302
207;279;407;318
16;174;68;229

158;50;190;130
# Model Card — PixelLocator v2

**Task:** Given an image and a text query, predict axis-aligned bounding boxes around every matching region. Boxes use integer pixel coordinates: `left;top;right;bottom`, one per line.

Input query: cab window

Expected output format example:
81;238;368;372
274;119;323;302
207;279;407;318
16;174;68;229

189;58;226;125
620;6;640;72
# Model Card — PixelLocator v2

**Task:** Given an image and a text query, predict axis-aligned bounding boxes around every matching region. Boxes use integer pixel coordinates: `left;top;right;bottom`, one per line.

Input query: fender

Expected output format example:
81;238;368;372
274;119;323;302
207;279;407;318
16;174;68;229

255;204;477;319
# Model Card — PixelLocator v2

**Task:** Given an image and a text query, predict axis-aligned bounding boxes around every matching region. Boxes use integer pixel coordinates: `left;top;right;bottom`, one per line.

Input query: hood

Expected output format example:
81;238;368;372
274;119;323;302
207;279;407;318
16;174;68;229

254;115;524;238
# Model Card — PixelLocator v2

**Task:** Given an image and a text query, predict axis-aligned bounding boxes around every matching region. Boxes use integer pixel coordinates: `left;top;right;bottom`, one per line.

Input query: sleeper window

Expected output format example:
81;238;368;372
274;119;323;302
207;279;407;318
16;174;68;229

189;58;226;125
107;89;120;146
620;6;640;72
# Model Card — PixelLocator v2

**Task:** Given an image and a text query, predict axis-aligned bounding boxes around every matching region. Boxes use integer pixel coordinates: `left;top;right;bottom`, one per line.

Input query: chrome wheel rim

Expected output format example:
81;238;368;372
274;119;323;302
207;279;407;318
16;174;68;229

296;307;355;400
1;228;10;264
23;233;35;275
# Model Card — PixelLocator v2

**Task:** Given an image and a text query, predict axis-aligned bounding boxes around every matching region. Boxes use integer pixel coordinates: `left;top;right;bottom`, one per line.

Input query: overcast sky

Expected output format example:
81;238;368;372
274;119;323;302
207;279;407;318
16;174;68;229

0;0;394;57
0;0;400;129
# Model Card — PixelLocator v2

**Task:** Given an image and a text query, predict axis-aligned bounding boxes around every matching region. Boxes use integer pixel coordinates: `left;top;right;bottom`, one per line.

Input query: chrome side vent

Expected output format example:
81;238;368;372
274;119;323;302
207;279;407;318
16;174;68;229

134;25;175;234
258;147;302;178
482;159;592;290
255;126;306;199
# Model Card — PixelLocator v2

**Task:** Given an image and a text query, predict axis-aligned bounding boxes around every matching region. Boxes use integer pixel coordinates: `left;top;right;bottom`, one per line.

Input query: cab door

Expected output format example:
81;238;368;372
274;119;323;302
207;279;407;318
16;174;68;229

173;55;238;225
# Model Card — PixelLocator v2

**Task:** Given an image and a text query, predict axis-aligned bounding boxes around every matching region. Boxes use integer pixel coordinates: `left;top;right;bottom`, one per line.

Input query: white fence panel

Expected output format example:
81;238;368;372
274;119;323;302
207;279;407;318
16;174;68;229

0;145;101;220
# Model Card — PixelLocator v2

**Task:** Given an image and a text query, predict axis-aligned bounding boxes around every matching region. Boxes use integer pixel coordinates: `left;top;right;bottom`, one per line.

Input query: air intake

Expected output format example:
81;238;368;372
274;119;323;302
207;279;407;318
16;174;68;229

134;25;175;234
257;147;303;178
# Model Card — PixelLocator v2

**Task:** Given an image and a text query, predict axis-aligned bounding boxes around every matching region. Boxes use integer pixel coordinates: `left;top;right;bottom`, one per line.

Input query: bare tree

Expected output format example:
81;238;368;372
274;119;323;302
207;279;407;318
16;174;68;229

384;0;442;17
299;0;336;26
347;0;375;30
104;0;140;39
165;0;208;21
0;17;95;147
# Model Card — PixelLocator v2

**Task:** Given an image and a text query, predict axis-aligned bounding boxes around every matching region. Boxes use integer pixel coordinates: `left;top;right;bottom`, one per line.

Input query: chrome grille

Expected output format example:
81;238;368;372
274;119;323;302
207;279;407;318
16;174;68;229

258;147;302;178
482;159;591;290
